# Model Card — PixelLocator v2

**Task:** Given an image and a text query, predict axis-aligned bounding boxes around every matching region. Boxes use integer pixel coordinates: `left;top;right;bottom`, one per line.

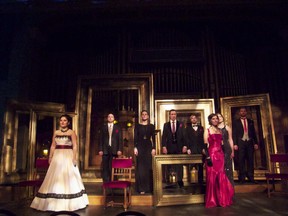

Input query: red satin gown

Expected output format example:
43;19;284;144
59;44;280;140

205;129;234;208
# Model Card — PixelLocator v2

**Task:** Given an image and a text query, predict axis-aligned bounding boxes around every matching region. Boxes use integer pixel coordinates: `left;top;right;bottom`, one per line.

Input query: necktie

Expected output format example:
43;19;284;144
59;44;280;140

108;125;112;146
242;118;247;133
172;121;175;133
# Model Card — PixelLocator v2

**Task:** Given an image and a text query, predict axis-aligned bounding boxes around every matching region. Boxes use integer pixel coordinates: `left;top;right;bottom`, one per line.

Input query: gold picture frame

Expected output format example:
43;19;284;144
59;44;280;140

75;74;154;173
153;154;204;206
153;99;214;206
220;93;277;175
155;99;215;154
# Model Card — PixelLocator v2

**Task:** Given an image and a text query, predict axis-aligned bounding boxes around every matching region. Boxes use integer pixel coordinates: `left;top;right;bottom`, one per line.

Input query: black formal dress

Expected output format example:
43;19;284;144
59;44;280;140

185;124;205;183
220;125;234;186
161;120;185;186
232;118;258;182
134;124;155;193
99;123;122;183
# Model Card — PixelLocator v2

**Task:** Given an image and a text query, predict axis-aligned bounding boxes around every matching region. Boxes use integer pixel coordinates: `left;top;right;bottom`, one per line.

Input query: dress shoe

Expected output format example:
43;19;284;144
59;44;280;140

248;179;258;184
178;180;184;188
238;180;245;184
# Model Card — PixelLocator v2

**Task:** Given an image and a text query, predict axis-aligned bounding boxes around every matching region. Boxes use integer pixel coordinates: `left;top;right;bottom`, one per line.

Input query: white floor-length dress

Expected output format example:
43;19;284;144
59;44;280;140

30;135;89;211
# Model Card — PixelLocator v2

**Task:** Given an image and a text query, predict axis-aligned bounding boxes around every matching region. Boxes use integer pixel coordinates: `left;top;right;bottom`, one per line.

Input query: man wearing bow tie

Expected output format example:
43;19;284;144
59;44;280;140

184;114;205;184
232;107;258;184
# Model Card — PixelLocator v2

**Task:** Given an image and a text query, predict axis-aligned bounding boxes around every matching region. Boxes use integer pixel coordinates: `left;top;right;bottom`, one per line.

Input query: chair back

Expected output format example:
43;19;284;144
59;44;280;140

270;154;288;163
270;154;288;173
111;158;133;181
34;158;49;180
36;158;50;168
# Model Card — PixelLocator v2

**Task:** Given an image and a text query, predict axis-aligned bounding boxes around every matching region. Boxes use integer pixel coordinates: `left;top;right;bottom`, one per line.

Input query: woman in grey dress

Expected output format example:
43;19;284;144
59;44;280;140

217;113;235;186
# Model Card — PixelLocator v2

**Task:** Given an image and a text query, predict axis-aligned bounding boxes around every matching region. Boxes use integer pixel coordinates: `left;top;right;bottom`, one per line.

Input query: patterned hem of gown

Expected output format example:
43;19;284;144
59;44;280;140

36;189;87;199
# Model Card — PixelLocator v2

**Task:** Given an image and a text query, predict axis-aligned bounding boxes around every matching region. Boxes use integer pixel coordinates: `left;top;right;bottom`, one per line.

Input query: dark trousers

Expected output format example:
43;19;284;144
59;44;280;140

238;140;254;181
102;147;117;183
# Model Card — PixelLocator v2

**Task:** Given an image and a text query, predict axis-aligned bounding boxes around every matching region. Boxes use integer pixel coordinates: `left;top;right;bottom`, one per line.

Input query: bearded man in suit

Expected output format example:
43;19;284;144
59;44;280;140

185;114;205;184
232;107;258;184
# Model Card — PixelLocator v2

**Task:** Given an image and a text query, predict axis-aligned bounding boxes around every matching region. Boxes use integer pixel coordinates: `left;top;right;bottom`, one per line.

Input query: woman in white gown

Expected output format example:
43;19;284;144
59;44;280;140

30;114;89;212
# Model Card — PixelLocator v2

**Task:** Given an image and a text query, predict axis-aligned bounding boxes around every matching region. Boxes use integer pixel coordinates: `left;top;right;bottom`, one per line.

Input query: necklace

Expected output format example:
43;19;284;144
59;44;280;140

210;126;220;134
61;128;69;133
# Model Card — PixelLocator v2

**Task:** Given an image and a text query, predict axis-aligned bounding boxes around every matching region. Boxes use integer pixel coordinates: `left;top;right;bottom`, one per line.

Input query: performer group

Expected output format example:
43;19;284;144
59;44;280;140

30;106;258;211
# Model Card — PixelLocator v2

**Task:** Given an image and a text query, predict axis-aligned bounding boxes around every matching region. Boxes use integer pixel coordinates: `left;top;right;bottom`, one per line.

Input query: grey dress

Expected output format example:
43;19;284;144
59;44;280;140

220;126;234;186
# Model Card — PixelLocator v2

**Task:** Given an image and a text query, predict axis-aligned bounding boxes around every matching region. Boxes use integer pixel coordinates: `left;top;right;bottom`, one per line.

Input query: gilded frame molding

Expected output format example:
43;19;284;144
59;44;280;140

153;154;204;206
153;99;214;206
155;99;215;154
220;93;277;173
75;74;154;171
0;100;68;182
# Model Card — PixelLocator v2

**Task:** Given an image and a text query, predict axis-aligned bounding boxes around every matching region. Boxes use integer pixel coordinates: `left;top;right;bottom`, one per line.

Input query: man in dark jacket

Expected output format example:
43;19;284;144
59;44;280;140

161;109;186;187
98;113;122;182
232;107;258;184
185;114;205;184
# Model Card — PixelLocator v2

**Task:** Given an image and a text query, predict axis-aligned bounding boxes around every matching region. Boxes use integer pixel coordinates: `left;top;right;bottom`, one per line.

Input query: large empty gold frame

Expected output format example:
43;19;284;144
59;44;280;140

220;93;277;177
153;99;214;206
0;100;71;182
155;99;215;154
75;74;154;172
152;154;204;206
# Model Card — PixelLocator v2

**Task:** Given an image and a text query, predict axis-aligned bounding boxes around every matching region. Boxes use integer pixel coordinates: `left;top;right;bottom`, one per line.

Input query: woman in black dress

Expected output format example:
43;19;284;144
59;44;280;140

134;110;156;194
217;113;235;186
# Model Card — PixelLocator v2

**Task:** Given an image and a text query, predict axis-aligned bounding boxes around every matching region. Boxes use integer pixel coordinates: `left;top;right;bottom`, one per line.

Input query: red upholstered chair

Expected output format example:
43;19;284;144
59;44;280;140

17;158;49;197
265;154;288;197
102;158;133;211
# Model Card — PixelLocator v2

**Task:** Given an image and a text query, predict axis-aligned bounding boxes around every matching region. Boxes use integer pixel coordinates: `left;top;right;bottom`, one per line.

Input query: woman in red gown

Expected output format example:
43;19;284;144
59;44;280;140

204;113;234;208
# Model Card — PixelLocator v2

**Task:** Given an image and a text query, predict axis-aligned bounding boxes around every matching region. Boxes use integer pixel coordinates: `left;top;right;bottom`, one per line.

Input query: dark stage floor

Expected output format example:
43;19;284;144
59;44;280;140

0;192;287;216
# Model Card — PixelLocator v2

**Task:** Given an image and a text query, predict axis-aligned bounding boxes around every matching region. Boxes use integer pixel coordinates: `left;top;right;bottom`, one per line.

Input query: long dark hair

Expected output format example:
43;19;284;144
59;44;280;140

208;113;218;125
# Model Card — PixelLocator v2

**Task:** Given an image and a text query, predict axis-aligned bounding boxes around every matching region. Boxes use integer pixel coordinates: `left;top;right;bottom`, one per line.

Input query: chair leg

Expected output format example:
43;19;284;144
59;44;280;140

103;188;107;209
128;186;132;207
267;179;270;198
124;188;127;211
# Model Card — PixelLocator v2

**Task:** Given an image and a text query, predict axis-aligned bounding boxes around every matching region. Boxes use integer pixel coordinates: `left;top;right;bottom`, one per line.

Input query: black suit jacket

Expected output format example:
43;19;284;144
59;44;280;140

99;123;123;155
232;118;258;145
161;120;185;154
185;125;205;154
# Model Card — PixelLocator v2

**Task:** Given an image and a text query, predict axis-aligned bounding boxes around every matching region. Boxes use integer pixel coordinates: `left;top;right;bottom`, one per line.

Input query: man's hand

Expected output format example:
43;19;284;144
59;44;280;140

162;147;167;154
182;146;187;153
202;149;206;155
134;148;138;156
117;151;122;156
99;151;103;156
151;149;156;156
187;149;191;155
233;145;238;151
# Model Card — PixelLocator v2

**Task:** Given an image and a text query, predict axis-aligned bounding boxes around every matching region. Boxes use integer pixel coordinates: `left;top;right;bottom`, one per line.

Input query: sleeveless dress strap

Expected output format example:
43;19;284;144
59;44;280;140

208;128;211;136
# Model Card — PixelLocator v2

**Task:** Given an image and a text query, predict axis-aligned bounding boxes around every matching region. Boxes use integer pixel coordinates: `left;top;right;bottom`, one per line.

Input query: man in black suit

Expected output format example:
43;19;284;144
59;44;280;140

161;109;186;187
232;107;258;184
185;114;205;184
98;113;122;183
